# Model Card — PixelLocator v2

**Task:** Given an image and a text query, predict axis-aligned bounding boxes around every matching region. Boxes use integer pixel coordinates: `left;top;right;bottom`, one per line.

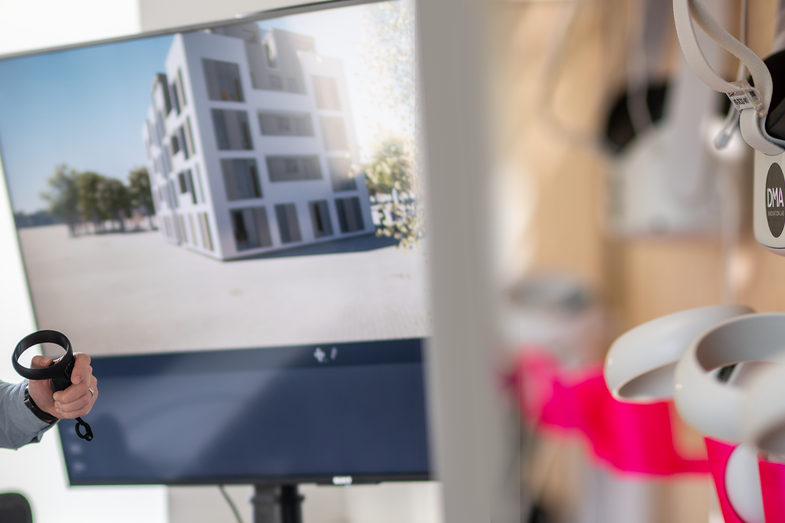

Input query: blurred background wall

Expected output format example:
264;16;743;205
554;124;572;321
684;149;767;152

487;1;784;522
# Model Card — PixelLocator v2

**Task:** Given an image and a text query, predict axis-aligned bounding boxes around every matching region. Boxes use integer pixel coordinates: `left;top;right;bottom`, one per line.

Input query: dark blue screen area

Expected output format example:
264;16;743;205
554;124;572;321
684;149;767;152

60;339;429;485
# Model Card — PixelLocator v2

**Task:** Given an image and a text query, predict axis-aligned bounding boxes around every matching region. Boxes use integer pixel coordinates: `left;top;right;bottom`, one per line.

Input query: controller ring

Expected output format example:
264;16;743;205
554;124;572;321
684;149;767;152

12;330;74;381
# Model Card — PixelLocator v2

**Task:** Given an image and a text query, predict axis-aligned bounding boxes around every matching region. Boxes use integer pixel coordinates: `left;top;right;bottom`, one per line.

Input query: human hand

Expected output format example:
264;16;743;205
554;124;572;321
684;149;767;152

27;353;97;419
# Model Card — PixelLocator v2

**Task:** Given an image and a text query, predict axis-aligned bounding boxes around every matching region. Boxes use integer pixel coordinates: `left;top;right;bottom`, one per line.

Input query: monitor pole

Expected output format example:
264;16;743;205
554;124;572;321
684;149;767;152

251;485;303;523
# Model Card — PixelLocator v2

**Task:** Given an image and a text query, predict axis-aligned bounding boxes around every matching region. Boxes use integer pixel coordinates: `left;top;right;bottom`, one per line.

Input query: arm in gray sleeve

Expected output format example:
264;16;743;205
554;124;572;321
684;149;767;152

0;380;56;449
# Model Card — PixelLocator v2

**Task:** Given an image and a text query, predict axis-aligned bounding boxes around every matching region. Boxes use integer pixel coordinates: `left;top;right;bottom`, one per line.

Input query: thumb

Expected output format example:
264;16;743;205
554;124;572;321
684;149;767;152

30;355;53;370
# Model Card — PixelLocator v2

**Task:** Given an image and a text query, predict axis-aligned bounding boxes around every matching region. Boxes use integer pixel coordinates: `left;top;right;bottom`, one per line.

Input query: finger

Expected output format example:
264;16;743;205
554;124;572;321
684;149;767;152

69;353;92;385
30;355;53;370
54;367;98;403
55;393;93;419
54;378;96;405
55;378;96;416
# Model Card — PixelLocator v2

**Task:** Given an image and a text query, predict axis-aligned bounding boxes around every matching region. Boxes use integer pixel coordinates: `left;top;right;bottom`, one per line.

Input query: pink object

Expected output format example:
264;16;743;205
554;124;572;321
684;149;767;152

759;457;785;523
515;350;708;476
704;439;746;523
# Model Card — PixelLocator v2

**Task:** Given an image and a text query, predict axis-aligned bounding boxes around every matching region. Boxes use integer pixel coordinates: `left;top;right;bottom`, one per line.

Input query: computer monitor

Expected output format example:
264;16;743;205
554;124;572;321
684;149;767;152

0;0;428;518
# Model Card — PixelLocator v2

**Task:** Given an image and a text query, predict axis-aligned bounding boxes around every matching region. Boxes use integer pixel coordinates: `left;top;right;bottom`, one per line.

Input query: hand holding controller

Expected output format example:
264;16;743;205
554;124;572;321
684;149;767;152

13;330;95;441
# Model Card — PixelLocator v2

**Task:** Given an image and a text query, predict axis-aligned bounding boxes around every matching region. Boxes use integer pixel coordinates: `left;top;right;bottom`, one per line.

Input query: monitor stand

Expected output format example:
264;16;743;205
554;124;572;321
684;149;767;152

251;484;303;523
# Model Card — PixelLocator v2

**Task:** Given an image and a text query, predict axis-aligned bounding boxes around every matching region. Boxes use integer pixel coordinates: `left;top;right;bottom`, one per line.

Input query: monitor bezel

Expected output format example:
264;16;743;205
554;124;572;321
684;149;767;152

0;0;381;62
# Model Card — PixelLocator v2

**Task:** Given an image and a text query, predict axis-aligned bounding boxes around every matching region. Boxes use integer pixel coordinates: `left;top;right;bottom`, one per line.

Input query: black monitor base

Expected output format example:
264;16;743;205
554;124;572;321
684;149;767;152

251;484;303;523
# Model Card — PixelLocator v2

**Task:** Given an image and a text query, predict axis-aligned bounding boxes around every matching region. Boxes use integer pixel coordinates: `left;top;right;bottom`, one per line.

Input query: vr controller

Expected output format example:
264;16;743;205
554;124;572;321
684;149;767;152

12;330;93;441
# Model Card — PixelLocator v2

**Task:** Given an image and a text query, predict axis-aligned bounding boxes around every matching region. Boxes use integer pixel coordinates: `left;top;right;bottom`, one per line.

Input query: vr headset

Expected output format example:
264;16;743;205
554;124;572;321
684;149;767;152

675;0;785;254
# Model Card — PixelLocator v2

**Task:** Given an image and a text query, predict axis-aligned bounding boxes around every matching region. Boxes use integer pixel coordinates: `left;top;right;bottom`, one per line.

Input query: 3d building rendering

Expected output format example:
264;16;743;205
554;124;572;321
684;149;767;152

142;24;373;261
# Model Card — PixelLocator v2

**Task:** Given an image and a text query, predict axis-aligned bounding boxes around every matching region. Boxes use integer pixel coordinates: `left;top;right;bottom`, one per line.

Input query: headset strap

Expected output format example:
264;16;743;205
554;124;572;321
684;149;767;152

674;0;785;155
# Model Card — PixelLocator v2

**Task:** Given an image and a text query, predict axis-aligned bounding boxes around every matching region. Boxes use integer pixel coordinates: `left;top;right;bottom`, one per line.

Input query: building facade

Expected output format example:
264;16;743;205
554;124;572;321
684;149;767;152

142;24;373;261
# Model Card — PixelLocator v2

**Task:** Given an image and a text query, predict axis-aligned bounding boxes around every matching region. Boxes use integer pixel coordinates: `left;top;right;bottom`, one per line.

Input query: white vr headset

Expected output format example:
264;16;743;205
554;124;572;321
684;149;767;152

675;0;785;254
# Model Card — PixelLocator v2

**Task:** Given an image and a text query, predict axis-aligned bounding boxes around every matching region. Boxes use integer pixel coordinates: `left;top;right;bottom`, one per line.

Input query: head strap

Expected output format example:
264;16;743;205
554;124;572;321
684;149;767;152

674;0;785;155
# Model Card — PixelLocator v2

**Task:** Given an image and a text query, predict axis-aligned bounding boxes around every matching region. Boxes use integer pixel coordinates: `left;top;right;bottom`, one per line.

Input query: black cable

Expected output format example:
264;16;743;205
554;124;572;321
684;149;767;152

218;484;244;523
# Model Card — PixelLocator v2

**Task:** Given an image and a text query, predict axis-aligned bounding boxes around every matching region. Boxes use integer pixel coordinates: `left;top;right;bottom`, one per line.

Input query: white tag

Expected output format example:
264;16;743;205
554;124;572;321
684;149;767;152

727;80;766;117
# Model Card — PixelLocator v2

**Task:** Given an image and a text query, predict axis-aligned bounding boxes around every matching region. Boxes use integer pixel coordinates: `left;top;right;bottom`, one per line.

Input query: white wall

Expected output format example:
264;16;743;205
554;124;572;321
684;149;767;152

0;2;168;522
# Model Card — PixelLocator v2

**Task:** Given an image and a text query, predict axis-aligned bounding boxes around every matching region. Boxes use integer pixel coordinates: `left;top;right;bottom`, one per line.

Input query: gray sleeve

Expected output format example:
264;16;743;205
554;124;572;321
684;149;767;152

0;380;57;449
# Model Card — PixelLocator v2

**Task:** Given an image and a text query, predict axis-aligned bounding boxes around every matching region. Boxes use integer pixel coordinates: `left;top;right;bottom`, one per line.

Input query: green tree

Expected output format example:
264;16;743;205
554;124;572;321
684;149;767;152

128;167;156;229
364;138;411;196
364;137;422;248
95;177;131;232
40;164;81;236
75;171;106;231
359;1;422;249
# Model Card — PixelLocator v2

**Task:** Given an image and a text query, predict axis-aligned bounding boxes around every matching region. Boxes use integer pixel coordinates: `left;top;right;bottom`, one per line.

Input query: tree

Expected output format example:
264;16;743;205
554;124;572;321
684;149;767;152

75;171;105;231
128;167;156;229
364;138;411;196
358;1;422;248
40;164;81;236
364;137;422;248
95;177;131;231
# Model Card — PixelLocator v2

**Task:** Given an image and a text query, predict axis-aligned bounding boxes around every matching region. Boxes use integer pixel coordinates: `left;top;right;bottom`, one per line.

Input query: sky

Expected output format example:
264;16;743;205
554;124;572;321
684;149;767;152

0;2;411;214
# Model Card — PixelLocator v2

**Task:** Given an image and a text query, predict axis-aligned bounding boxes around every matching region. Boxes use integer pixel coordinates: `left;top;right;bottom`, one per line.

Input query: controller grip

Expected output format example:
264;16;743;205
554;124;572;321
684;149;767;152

50;359;73;393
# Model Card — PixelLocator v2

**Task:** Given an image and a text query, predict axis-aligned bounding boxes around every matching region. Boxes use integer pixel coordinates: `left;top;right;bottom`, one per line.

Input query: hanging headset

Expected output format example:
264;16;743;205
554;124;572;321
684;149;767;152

674;0;785;155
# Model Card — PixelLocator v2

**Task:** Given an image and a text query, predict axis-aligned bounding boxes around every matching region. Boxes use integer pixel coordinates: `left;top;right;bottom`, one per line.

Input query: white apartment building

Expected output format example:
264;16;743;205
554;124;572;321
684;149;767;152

142;24;373;261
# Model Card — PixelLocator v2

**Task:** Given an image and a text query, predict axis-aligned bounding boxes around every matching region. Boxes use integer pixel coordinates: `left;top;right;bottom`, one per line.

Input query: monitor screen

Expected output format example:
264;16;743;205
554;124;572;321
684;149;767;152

0;0;430;485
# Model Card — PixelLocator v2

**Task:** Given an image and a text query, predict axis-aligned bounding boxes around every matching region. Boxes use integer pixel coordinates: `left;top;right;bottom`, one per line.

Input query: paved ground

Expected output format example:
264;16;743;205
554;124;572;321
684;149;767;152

18;225;431;356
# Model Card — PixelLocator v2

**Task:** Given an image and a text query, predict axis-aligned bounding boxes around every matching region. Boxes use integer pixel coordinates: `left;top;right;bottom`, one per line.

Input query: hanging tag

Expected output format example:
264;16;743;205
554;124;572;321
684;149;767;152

727;80;767;117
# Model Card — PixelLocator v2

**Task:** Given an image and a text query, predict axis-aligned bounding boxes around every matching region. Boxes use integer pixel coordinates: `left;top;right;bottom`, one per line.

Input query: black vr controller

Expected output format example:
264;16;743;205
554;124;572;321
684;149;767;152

12;330;93;441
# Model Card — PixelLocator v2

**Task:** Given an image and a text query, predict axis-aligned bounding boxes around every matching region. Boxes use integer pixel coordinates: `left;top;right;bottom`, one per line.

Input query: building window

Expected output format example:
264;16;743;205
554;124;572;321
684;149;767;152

199;212;213;251
221;159;262;201
154;74;172;115
170;82;181;115
155;110;166;145
178;127;189;160
186;169;197;204
312;75;341;110
264;34;278;68
335;197;364;233
168;180;178;209
211;109;253;150
195;164;205;203
185;117;196;155
269;75;282;90
171;134;180;157
275;203;302;243
319;116;349;150
259;112;313;137
266;155;322;182
231;207;273;251
177;69;187;107
327;157;357;192
309;200;333;238
203;59;244;102
286;78;298;93
178;172;188;194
